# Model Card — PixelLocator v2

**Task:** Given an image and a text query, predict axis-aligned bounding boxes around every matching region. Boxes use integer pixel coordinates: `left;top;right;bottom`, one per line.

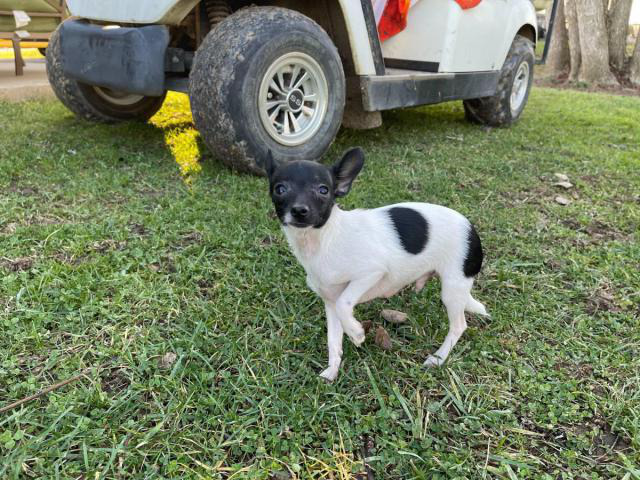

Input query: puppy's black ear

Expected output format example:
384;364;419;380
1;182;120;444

332;147;365;197
261;150;279;179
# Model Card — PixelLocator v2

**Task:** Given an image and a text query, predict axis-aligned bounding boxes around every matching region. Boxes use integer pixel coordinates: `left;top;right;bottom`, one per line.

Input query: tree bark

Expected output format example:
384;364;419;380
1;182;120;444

607;0;633;71
575;0;618;85
630;32;640;86
565;0;582;81
547;0;570;75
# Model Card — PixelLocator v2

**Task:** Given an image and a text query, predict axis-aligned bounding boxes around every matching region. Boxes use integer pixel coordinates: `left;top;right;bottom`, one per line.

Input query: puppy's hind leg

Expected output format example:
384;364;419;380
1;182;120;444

424;278;470;367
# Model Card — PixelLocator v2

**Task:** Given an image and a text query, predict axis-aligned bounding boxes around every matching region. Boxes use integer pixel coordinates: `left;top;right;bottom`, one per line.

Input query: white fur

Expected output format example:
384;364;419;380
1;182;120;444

282;202;488;382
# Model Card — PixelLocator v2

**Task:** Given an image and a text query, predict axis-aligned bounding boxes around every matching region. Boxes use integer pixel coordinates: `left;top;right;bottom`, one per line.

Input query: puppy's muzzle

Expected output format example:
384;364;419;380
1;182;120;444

291;204;310;220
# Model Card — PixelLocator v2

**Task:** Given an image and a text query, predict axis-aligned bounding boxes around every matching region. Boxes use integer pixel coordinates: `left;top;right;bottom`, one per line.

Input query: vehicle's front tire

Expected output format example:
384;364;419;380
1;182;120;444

46;22;166;123
189;7;345;175
463;35;534;127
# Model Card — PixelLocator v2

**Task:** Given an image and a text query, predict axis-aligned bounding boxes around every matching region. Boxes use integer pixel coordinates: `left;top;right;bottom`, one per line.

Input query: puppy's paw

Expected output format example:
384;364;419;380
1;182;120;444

319;367;339;382
345;323;365;347
424;354;445;368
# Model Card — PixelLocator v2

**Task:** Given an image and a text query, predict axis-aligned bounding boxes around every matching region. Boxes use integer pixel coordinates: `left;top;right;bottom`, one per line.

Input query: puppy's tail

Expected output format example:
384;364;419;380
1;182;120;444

466;295;489;317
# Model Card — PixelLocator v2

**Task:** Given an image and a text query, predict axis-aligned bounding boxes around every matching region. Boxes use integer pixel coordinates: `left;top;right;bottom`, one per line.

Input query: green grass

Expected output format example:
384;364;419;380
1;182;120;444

0;89;639;479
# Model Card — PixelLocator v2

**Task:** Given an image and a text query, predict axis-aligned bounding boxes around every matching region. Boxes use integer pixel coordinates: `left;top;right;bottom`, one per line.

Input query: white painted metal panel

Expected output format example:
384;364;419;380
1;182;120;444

335;0;377;75
444;0;513;72
66;0;198;25
380;0;536;73
66;0;378;75
381;0;455;67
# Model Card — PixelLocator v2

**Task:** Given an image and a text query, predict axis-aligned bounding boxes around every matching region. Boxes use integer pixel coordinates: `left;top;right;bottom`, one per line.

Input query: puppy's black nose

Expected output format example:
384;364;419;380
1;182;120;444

291;205;309;218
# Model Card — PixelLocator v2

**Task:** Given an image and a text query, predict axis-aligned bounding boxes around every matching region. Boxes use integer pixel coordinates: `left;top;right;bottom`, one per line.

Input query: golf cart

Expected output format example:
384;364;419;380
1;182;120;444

47;0;553;174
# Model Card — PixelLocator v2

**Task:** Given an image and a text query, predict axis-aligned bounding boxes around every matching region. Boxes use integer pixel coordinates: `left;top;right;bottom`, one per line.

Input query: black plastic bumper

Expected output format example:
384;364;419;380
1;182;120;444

60;20;169;96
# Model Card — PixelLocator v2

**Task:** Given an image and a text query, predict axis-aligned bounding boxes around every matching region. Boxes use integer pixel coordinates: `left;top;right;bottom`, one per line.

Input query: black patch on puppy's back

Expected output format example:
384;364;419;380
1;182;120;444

463;224;483;277
388;207;429;254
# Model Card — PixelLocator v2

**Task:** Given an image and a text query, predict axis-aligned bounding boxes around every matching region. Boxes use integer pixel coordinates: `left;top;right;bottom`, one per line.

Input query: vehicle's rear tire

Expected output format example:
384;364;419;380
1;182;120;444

463;35;534;127
46;22;166;123
189;7;345;175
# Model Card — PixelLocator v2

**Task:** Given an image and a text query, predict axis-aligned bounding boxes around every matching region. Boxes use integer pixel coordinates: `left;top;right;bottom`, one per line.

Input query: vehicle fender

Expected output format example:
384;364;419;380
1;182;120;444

497;0;537;69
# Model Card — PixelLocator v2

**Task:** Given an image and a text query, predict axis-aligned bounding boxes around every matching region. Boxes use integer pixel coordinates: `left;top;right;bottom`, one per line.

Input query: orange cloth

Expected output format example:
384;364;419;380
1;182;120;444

378;0;411;42
454;0;482;8
377;0;483;42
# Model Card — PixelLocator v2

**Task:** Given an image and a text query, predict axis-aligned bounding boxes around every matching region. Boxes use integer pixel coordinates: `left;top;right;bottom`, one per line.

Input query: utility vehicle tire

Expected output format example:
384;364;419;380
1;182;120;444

189;7;345;175
463;35;534;127
46;23;166;123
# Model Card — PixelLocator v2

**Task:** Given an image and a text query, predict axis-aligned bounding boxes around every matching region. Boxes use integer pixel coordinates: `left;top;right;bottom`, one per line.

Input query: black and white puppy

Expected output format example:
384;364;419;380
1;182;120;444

263;147;488;381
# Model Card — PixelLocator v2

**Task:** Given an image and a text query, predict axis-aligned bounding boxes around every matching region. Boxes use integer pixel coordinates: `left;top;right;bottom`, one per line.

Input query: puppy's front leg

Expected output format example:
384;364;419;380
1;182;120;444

336;272;385;346
319;301;343;382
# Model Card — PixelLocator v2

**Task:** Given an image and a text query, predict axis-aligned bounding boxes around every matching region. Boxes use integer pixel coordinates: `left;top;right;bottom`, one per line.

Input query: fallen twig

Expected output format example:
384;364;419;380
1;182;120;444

0;372;87;414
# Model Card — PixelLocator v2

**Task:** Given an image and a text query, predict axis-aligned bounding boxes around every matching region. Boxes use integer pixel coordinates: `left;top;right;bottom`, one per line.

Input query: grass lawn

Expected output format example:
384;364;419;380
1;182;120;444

0;88;638;479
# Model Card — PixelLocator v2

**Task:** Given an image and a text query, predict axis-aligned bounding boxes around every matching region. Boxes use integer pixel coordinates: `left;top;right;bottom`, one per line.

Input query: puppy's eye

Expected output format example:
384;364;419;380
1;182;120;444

318;185;329;195
274;184;287;195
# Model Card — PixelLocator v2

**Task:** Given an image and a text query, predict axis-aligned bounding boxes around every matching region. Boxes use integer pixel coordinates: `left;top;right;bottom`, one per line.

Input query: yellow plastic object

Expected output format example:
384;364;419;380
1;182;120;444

0;40;48;48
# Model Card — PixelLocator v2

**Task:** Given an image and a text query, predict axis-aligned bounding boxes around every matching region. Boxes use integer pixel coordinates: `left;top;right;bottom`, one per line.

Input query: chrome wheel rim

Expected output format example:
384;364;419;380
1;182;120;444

510;62;530;114
258;52;328;146
93;86;144;106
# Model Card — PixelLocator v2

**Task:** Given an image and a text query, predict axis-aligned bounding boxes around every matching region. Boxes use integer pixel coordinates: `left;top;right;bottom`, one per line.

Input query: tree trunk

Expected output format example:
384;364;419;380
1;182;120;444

607;0;633;71
565;0;582;81
630;32;640;86
575;0;618;85
547;0;570;75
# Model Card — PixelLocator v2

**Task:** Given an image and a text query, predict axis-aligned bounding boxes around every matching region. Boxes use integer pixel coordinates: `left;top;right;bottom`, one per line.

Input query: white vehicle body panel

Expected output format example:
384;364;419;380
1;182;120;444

66;0;379;75
66;0;199;25
66;0;534;74
381;0;536;72
334;1;377;75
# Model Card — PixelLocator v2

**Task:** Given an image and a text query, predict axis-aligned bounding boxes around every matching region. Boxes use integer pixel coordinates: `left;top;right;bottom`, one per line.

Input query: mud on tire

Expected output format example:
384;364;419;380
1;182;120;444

189;7;345;175
463;35;534;127
46;22;166;123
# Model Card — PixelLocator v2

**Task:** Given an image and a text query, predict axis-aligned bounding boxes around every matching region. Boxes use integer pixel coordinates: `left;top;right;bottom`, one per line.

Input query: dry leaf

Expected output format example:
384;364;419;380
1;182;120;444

381;309;408;324
362;320;373;334
375;326;392;350
554;173;569;182
554;196;570;206
159;352;177;369
554;181;573;189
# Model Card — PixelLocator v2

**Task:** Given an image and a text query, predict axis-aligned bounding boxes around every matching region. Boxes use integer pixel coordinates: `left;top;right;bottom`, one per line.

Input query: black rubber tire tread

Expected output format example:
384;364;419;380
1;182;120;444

463;35;534;127
46;21;166;123
189;7;346;175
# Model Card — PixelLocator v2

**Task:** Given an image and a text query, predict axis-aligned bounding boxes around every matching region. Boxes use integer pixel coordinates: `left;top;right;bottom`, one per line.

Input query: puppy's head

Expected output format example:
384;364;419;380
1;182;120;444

262;147;365;228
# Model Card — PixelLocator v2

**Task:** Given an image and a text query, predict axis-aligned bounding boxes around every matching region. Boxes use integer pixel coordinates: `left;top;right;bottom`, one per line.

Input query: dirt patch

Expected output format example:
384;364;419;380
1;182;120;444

128;223;148;236
260;235;273;246
158;352;178;370
7;181;39;196
562;219;631;246
554;361;594;380
101;367;130;394
148;256;177;274
585;289;623;315
91;239;127;253
535;75;640;97
593;423;632;457
0;256;35;271
53;251;88;266
196;278;218;298
501;184;553;206
179;231;203;246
